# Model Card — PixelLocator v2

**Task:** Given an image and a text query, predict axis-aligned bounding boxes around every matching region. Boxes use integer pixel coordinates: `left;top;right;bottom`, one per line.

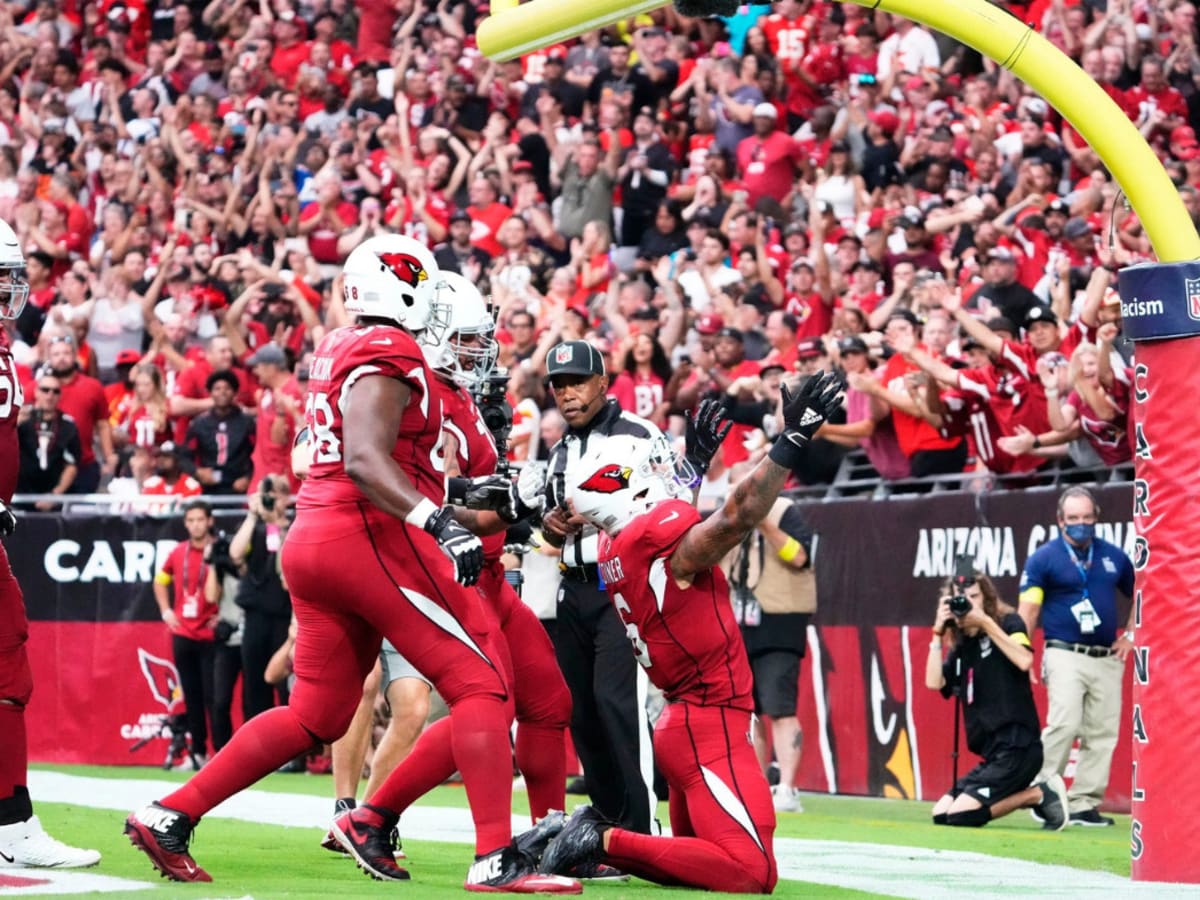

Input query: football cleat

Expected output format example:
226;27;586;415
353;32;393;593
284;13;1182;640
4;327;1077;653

565;860;629;881
465;843;581;893
0;816;100;869
332;804;410;881
124;802;209;882
320;798;356;855
539;806;611;877
513;810;565;865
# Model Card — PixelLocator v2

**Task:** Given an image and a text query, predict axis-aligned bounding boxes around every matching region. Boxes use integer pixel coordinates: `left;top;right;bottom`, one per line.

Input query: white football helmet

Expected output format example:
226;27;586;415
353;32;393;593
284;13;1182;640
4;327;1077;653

568;433;690;536
0;219;29;321
424;271;497;388
341;235;449;342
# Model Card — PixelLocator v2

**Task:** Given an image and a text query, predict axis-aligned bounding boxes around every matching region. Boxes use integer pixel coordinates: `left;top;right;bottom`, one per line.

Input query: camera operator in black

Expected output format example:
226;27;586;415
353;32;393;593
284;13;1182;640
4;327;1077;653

230;475;293;720
926;568;1069;830
204;529;245;751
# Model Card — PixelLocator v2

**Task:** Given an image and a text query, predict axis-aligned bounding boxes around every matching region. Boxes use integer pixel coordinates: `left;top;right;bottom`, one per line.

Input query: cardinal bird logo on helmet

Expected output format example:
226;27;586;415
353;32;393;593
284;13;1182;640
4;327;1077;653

579;464;633;494
377;252;429;287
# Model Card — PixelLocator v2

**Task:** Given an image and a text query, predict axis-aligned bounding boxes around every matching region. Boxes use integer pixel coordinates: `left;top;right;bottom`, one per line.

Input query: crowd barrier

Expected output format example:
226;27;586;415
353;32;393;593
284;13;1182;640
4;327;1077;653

17;485;1135;809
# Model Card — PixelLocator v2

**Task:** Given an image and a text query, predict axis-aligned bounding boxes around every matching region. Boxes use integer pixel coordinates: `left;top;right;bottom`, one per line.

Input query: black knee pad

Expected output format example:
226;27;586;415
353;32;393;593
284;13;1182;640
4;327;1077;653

946;806;991;827
932;812;949;826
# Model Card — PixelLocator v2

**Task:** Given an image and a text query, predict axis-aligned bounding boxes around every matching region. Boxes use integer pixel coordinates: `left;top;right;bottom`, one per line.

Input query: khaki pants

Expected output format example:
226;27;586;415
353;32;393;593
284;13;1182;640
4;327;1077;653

1038;647;1124;813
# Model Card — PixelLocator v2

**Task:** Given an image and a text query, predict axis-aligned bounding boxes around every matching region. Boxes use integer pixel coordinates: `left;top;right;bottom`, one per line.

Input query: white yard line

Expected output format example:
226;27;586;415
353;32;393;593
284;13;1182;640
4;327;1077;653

0;869;153;894
28;771;1200;899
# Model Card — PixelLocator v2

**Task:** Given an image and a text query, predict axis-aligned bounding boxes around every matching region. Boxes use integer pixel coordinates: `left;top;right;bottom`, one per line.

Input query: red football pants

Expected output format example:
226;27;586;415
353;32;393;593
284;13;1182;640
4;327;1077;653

0;543;32;807
605;703;777;894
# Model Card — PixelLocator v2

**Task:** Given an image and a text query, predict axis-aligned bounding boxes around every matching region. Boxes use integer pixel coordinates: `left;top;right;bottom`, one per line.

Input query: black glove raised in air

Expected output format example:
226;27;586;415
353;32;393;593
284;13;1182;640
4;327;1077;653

684;397;733;477
768;371;844;469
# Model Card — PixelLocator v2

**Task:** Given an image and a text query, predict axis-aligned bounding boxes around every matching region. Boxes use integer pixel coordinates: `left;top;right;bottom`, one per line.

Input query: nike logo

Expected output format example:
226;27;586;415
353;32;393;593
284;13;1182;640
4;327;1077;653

185;861;197;875
370;338;393;346
659;511;679;524
0;850;14;863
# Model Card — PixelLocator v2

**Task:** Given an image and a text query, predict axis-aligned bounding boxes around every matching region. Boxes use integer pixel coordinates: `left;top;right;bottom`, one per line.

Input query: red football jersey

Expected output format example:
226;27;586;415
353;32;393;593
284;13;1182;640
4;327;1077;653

940;369;1043;475
0;335;24;504
298;325;445;521
598;499;754;711
437;379;505;562
995;322;1087;437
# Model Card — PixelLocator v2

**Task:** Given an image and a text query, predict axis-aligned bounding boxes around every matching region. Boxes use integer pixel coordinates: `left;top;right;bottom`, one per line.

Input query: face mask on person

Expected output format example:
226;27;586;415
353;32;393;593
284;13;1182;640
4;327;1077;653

1064;523;1095;544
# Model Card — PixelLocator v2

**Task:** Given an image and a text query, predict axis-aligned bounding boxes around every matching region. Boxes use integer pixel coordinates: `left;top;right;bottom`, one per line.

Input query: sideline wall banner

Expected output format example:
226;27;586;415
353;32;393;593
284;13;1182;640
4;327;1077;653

17;496;1135;811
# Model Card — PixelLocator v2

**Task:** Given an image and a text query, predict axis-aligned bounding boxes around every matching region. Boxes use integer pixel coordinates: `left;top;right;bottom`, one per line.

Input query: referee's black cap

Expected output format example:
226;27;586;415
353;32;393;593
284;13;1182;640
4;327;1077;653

545;340;606;384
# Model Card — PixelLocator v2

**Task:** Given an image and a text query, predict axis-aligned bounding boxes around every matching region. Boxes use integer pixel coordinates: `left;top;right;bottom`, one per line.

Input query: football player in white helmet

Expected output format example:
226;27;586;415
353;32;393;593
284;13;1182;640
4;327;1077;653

423;271;498;389
0;218;99;870
341;234;449;345
0;219;30;321
566;433;691;536
544;373;843;894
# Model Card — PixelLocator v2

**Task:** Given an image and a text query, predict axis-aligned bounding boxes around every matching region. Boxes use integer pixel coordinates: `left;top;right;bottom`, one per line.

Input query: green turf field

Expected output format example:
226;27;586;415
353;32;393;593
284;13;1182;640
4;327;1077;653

24;764;1134;898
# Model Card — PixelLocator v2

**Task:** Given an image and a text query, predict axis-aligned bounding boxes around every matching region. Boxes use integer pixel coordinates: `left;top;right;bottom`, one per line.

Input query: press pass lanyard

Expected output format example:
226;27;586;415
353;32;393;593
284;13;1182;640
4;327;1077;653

1063;537;1093;599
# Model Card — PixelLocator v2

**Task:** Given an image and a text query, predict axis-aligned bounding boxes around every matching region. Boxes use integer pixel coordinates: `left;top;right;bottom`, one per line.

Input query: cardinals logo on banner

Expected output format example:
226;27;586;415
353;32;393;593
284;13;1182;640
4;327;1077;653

137;648;184;715
378;252;428;287
862;629;918;800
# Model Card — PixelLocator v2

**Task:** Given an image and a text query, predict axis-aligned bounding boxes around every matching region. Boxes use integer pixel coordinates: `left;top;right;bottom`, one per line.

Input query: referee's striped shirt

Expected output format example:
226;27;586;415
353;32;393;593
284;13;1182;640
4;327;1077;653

544;400;668;568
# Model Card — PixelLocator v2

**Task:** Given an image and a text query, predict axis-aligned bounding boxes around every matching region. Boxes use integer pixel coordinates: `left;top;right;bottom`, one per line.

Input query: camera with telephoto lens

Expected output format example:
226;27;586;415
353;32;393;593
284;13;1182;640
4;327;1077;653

472;367;514;477
949;555;975;617
260;475;275;511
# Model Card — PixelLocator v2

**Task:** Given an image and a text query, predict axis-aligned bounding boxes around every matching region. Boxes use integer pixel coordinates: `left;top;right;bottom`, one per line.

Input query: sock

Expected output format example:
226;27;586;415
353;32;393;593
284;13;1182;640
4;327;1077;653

515;723;565;821
366;717;456;816
0;703;29;825
606;827;770;894
448;697;514;855
162;707;316;822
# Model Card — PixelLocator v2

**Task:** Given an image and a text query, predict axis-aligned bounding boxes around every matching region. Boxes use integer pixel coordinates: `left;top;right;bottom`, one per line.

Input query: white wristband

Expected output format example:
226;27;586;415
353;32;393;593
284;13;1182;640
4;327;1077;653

405;497;439;530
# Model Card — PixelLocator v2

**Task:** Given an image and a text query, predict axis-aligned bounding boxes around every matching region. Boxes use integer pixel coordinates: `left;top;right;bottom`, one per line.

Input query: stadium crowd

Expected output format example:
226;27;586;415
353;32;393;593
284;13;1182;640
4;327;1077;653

1;0;1182;507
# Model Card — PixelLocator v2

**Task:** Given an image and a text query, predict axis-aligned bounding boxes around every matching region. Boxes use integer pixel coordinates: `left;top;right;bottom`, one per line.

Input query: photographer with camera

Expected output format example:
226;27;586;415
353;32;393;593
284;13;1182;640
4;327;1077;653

925;560;1069;831
153;500;218;771
230;474;293;720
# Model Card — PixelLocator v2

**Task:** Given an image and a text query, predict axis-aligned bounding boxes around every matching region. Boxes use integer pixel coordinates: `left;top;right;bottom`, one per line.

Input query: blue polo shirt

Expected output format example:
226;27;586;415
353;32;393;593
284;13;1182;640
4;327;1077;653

1019;536;1134;645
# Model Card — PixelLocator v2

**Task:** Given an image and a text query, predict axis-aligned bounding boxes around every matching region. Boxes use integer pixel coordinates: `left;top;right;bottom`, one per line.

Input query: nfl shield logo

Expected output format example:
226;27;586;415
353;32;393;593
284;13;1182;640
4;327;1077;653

555;345;574;365
1187;278;1200;321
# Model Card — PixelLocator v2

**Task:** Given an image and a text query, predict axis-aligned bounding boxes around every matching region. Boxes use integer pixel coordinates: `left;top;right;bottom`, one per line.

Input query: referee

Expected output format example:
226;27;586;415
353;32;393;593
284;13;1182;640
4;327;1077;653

541;339;662;835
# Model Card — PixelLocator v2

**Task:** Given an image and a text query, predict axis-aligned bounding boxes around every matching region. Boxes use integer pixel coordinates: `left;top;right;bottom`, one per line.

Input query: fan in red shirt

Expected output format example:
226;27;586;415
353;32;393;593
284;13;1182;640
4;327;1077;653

45;334;116;492
736;105;806;209
115;363;174;450
141;442;204;501
245;343;304;492
1125;56;1188;137
548;374;841;893
869;310;968;478
901;339;1045;476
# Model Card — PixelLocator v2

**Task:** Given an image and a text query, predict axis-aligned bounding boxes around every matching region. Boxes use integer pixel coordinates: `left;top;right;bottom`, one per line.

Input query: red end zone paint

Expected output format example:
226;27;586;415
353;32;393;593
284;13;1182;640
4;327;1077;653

0;874;52;887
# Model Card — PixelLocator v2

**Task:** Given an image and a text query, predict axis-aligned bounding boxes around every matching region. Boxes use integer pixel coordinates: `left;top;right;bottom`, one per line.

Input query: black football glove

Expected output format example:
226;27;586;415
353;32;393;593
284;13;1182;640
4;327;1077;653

684;398;733;477
424;506;485;586
446;475;513;512
768;371;844;469
0;499;15;537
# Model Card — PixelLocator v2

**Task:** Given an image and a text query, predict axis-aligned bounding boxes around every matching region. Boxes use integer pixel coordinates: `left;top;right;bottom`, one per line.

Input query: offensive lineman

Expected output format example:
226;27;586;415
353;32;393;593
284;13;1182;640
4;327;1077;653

540;372;843;893
331;273;575;874
124;235;579;894
0;219;101;870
